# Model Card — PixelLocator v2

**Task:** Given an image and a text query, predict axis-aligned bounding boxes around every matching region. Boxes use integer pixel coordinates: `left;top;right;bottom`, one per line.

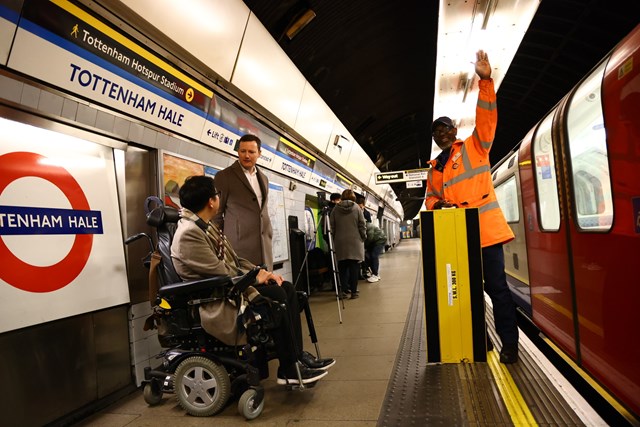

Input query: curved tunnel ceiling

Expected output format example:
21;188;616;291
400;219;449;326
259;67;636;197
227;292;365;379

243;0;640;220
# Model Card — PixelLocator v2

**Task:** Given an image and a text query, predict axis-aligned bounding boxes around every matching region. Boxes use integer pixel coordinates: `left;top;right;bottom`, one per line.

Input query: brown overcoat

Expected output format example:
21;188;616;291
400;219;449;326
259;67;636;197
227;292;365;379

213;161;273;270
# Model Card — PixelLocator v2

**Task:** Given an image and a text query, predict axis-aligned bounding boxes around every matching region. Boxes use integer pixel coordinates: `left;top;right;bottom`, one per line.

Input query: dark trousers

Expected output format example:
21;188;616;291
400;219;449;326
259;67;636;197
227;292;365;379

255;281;303;369
482;244;519;346
338;259;360;293
365;244;384;276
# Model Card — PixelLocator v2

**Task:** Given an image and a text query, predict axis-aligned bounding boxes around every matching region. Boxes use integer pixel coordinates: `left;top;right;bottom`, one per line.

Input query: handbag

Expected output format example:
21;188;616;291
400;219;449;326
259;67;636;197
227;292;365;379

199;298;248;346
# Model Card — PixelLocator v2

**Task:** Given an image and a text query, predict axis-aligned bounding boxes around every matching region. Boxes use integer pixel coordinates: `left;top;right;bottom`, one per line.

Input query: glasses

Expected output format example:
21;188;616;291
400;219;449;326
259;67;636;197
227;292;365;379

432;126;451;136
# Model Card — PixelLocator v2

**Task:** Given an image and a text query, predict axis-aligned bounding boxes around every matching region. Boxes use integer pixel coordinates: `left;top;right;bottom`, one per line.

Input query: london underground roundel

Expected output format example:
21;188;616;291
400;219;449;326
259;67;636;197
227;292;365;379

0;152;95;293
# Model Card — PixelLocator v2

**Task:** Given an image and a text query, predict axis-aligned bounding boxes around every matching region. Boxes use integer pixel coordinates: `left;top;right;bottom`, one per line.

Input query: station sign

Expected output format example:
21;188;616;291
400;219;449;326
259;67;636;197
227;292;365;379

375;167;430;184
0;117;129;333
8;0;212;140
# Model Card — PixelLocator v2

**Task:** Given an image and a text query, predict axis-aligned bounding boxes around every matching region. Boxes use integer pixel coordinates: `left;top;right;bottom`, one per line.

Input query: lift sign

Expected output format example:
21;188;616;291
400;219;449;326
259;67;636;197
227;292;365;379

0;152;103;293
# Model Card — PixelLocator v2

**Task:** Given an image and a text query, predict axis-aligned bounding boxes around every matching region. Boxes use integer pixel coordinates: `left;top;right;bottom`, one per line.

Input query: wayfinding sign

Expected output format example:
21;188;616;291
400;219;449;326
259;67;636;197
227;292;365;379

375;167;430;184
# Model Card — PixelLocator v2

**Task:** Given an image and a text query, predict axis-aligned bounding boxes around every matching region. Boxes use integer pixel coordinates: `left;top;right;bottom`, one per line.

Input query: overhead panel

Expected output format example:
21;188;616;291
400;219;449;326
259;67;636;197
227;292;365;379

232;13;306;129
295;81;334;153
119;0;249;82
345;143;375;188
325;124;353;168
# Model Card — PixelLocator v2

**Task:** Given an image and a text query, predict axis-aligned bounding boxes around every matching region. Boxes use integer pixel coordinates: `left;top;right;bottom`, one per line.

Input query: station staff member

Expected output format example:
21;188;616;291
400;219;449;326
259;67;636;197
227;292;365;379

425;50;519;364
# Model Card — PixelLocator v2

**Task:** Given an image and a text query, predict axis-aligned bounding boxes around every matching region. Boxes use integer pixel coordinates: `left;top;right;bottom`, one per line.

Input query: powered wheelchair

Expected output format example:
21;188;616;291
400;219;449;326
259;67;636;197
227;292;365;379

125;197;324;420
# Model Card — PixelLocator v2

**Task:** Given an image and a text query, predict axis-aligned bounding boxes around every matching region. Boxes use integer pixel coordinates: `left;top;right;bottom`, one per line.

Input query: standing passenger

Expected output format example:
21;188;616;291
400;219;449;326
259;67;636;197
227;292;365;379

214;134;273;270
328;193;341;212
330;189;366;299
425;50;519;364
356;196;372;223
365;221;387;283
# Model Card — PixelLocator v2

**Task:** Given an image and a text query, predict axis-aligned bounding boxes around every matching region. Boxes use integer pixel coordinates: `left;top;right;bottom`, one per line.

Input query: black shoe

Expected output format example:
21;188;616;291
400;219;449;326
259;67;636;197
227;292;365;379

487;337;494;352
350;292;359;299
300;351;336;370
499;345;518;364
277;365;327;385
338;292;348;299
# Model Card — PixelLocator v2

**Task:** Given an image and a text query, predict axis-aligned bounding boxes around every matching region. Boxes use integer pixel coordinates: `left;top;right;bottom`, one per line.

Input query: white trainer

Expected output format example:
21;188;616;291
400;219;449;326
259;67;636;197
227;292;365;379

367;275;379;283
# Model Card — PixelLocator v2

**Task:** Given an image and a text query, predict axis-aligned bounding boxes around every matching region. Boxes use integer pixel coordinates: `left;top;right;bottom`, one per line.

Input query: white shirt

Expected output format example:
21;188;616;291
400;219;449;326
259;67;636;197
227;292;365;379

242;166;263;208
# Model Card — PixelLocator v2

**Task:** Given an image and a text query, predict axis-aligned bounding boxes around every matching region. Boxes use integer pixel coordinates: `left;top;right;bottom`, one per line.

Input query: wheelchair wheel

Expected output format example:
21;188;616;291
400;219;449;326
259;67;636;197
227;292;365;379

142;379;163;406
238;388;264;420
174;356;230;417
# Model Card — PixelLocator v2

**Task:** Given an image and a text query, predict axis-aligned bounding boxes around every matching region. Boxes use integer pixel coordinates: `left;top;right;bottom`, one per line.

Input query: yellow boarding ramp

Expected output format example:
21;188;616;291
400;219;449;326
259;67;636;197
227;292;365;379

420;208;487;363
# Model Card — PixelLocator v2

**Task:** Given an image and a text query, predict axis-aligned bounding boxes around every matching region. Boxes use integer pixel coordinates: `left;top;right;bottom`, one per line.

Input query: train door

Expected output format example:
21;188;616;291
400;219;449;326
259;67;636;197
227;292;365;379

520;108;579;359
559;32;640;415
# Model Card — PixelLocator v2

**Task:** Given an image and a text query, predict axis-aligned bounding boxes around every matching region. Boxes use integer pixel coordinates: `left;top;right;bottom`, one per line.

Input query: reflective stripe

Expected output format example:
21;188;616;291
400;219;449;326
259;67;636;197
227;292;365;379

429;188;442;198
478;200;501;214
478;98;497;111
444;164;491;187
460;144;472;171
472;129;493;150
428;168;443;197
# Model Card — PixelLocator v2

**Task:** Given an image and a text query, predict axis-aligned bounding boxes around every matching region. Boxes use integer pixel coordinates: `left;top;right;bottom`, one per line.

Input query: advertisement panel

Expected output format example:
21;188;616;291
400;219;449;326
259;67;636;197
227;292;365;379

0;116;129;333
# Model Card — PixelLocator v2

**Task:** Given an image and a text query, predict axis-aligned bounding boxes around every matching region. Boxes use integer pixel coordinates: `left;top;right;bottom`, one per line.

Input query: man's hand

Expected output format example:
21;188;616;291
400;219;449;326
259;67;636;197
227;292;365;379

475;50;491;80
433;199;458;209
256;269;283;286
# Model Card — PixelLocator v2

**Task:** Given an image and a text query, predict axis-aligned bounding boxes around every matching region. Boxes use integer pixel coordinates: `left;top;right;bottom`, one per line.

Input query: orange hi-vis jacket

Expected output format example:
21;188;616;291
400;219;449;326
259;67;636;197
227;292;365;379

425;78;514;248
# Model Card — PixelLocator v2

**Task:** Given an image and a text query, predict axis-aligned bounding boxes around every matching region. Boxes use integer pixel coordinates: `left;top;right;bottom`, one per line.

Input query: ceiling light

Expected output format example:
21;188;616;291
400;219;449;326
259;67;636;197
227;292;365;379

285;9;316;40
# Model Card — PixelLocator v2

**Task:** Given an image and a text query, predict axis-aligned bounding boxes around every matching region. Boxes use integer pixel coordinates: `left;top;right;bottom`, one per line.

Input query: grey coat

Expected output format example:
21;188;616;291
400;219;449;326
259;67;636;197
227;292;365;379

329;200;366;261
213;161;273;270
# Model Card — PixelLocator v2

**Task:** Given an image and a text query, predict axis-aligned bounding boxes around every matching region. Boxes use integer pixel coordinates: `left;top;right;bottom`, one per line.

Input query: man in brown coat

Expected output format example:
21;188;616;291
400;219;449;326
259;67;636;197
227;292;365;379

214;134;273;270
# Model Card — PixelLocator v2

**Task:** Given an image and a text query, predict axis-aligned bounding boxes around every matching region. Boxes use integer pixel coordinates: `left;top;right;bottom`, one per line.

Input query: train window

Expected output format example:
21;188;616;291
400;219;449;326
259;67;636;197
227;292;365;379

495;175;519;223
566;62;613;231
532;112;561;231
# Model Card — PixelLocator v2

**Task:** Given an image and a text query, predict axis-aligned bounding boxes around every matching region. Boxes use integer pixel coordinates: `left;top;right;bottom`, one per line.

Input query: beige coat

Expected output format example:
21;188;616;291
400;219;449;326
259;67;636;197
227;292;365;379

213;161;273;270
170;217;254;280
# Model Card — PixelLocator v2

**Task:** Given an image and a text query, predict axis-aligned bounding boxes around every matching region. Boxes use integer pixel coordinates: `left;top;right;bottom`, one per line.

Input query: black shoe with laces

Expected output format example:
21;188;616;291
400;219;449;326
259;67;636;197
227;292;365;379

499;344;518;364
487;337;494;352
300;351;336;370
276;365;327;385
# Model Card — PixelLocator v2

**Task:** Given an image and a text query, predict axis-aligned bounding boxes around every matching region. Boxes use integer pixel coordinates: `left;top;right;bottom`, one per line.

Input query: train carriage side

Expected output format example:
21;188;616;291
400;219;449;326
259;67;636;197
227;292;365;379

498;24;640;417
566;23;640;417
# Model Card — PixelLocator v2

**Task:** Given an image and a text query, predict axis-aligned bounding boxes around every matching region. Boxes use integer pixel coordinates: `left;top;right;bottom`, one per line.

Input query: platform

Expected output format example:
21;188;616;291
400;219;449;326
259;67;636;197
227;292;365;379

76;238;604;426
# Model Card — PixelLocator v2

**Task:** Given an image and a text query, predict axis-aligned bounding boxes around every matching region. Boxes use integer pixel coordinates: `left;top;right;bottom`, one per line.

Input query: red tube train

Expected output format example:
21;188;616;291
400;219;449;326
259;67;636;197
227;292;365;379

492;24;640;419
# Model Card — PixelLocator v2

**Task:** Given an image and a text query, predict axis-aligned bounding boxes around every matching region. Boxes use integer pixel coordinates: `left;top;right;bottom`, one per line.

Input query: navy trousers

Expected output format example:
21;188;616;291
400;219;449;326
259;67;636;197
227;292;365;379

482;244;519;347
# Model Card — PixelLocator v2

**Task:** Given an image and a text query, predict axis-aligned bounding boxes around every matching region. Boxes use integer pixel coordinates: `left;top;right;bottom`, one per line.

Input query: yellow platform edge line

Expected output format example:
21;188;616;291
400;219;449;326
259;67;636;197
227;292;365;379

487;350;538;426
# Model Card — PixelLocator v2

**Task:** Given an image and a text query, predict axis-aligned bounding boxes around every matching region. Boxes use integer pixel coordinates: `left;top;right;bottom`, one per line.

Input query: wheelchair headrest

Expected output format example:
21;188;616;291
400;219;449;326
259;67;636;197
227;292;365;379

147;206;180;228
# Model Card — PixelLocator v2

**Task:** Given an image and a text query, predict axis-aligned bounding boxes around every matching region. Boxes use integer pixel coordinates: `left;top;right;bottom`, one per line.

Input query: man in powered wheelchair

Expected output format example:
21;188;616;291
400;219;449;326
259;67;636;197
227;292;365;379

127;175;334;420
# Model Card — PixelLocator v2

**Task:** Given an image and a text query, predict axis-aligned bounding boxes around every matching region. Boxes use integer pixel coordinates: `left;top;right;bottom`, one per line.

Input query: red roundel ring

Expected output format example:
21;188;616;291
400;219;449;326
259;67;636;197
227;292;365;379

0;152;93;293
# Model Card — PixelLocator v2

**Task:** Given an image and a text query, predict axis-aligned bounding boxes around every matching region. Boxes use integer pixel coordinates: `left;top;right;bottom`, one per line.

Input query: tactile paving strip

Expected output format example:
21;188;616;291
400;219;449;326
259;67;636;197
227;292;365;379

377;268;466;426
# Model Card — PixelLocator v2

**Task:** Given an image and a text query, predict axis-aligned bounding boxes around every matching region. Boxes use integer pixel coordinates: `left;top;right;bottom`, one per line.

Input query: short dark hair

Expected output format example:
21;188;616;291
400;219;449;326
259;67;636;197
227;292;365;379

239;134;261;150
355;196;365;205
330;192;342;202
341;189;356;202
179;175;218;212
